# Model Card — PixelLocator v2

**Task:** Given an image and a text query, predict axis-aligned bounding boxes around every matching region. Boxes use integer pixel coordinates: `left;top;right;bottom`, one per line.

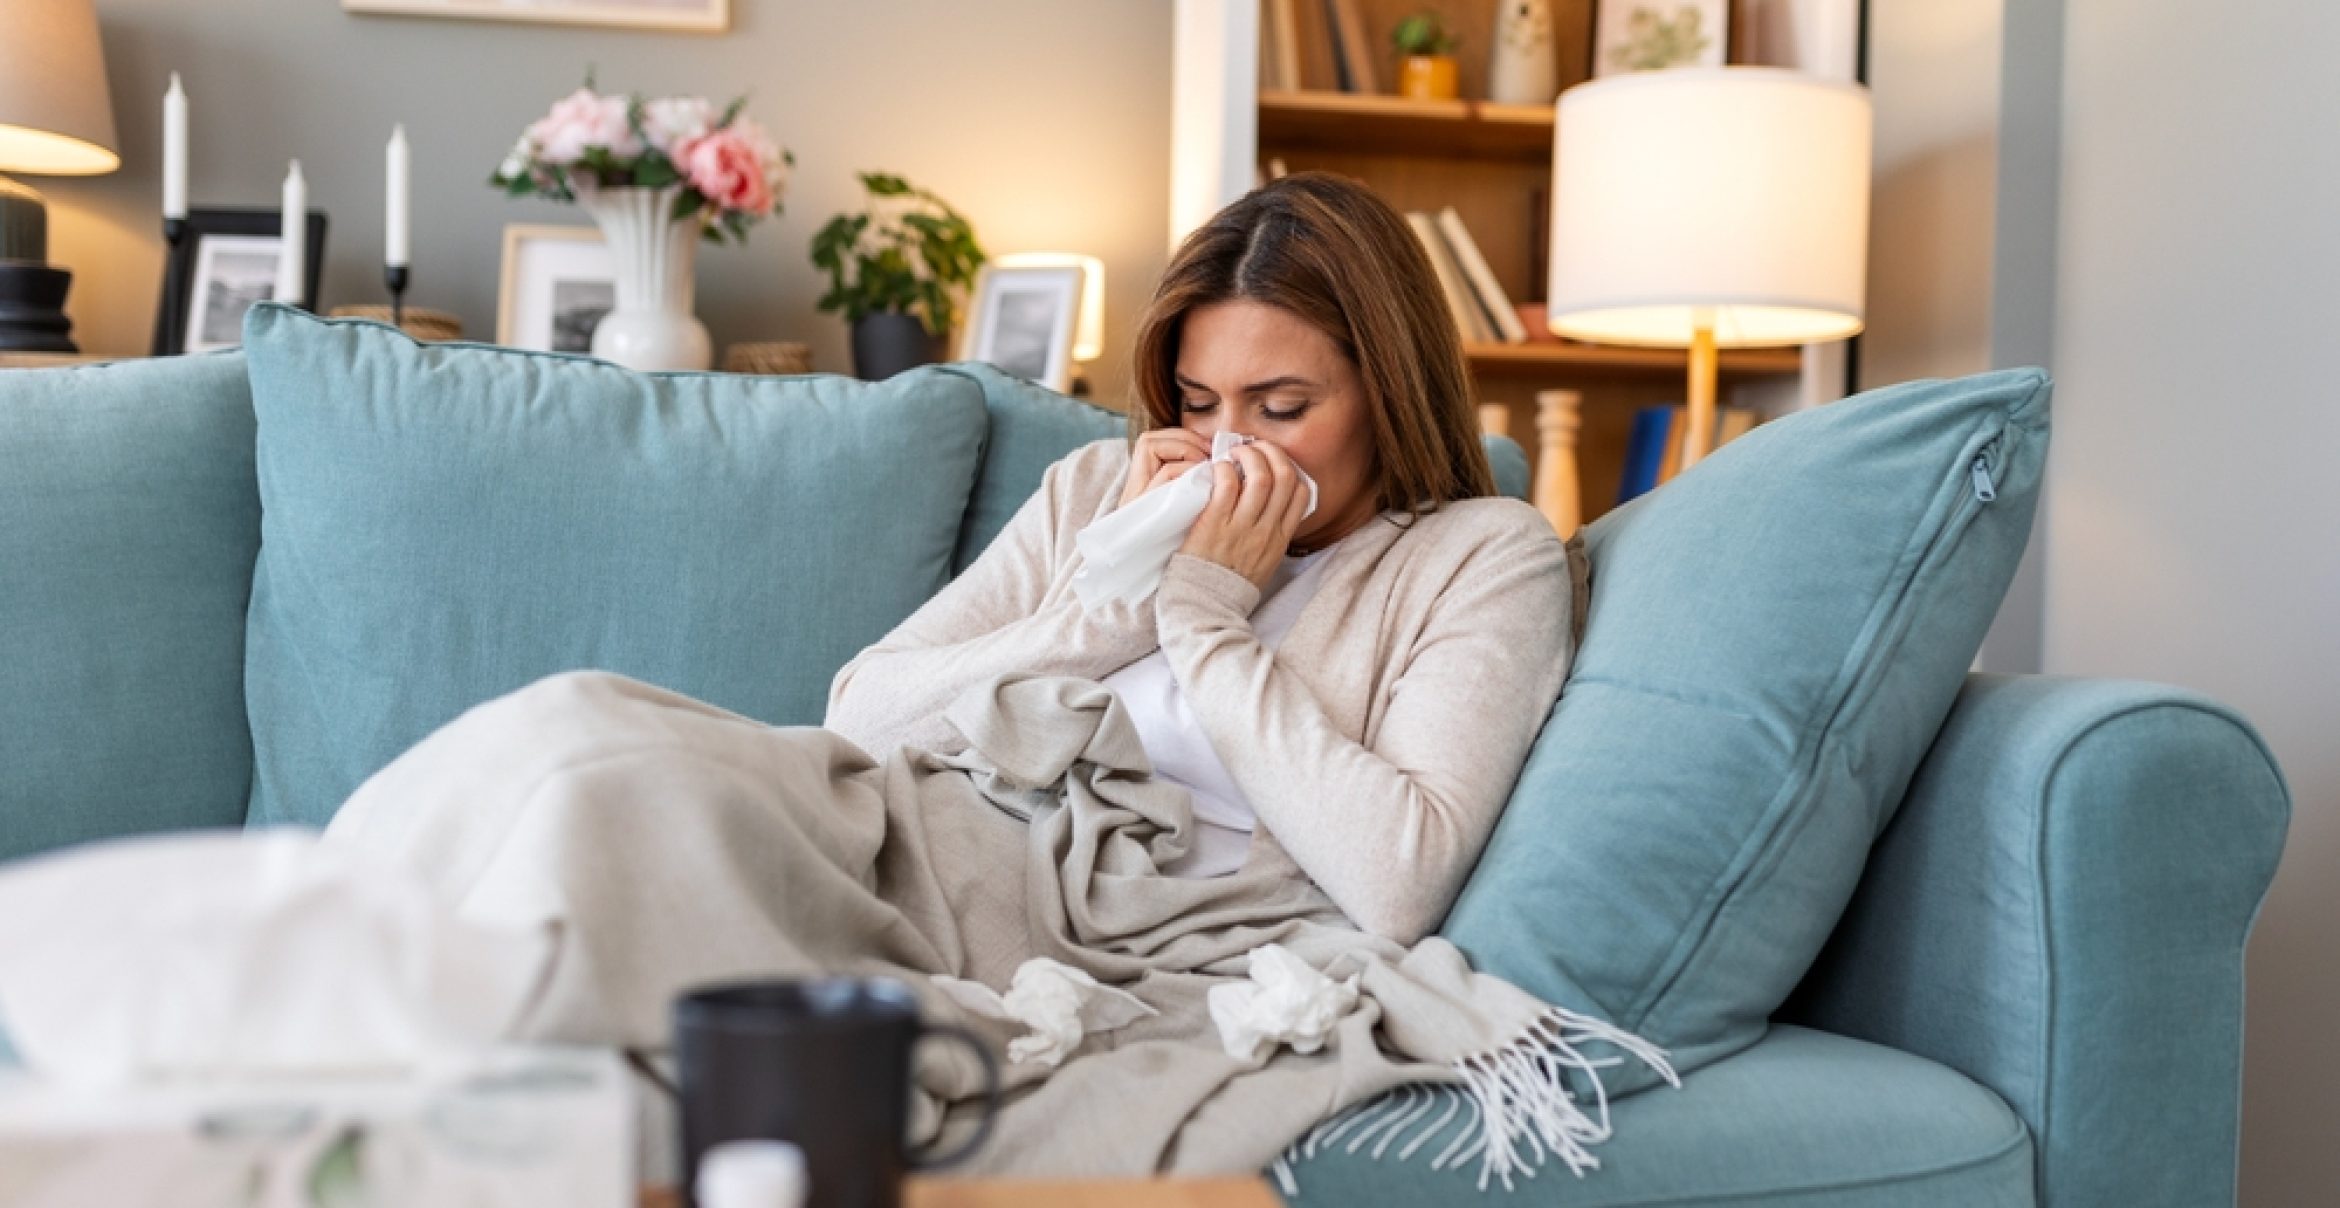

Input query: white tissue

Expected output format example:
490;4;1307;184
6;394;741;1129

1071;432;1319;610
0;830;550;1088
932;958;1155;1068
1207;943;1360;1063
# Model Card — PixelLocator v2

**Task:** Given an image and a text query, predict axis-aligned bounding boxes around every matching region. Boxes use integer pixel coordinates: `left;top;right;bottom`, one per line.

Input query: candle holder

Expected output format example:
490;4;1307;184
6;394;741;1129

156;216;188;356
385;264;409;328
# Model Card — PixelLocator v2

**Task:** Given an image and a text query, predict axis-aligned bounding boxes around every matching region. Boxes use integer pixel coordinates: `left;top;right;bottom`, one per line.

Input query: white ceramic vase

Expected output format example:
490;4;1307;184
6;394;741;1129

1489;0;1559;106
573;184;712;372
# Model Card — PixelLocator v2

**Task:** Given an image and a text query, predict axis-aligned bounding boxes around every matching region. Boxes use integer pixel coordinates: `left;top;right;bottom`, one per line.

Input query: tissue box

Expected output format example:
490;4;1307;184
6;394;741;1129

0;1046;631;1207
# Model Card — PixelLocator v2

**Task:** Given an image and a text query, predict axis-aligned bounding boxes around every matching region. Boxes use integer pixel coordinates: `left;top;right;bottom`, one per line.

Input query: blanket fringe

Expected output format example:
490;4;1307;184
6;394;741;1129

1274;1005;1680;1195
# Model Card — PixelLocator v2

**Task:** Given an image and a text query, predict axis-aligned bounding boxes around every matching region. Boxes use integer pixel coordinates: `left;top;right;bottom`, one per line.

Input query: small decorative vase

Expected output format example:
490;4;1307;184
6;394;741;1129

1489;0;1558;105
573;184;712;372
850;312;942;381
1397;54;1461;101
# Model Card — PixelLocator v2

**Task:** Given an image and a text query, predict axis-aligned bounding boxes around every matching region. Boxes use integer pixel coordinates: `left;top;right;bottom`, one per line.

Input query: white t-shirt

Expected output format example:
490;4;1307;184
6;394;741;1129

1099;548;1337;878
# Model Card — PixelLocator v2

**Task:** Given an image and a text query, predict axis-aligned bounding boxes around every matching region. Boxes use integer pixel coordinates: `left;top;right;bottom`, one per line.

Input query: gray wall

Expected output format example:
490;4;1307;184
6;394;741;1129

2048;3;2338;1202
1858;0;2059;677
41;0;1173;405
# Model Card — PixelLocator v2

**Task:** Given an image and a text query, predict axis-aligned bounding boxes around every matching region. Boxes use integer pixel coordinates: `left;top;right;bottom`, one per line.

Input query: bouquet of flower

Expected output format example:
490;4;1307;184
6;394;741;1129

491;77;793;244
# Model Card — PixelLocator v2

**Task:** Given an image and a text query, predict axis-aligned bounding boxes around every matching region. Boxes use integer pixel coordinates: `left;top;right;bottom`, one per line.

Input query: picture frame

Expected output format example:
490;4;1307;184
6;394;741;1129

152;207;329;356
496;224;617;355
1591;0;1734;77
342;0;727;34
956;264;1086;394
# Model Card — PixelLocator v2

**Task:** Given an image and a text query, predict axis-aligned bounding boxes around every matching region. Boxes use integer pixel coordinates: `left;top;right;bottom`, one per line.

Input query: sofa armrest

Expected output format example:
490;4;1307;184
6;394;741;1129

1778;673;2288;1208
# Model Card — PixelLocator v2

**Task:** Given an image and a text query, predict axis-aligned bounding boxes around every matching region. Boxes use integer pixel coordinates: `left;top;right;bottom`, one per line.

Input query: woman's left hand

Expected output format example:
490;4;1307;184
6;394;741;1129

1177;440;1312;596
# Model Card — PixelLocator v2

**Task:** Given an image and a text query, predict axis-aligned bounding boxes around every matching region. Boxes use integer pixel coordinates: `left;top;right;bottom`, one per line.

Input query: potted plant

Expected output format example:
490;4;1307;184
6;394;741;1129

491;77;792;371
1393;11;1460;101
809;172;986;381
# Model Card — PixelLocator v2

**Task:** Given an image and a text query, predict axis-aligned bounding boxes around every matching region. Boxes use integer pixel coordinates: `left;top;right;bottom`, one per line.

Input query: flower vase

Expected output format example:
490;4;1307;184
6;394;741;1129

574;184;712;372
1490;0;1559;106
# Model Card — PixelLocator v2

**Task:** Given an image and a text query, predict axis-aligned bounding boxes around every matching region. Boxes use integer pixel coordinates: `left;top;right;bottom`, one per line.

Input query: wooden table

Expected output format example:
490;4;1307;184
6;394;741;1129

644;1177;1280;1207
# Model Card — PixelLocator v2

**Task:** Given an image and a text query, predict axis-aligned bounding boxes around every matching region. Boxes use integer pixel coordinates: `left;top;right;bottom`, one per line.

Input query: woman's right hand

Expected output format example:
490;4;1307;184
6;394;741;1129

1118;428;1212;508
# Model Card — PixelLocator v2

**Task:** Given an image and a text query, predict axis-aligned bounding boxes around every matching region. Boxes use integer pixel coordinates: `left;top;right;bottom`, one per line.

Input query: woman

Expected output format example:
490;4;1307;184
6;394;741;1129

322;172;1640;1184
828;170;1585;942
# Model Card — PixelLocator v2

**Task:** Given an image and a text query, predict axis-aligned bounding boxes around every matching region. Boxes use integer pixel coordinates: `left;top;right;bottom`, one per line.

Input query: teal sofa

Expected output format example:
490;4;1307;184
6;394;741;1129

0;312;2287;1207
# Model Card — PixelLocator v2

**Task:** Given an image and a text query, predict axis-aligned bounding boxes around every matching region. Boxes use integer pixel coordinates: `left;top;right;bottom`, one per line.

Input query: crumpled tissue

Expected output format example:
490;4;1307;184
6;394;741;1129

1207;943;1360;1063
0;830;550;1089
1071;431;1319;609
933;958;1156;1068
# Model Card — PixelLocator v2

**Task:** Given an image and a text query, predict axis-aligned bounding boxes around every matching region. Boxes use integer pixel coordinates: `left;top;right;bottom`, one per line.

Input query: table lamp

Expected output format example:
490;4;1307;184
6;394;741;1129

1546;67;1870;470
995;251;1106;394
0;0;120;353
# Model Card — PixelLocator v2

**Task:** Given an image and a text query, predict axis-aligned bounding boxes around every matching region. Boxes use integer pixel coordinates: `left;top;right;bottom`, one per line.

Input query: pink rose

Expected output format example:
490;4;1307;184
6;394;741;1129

525;88;640;167
674;125;776;216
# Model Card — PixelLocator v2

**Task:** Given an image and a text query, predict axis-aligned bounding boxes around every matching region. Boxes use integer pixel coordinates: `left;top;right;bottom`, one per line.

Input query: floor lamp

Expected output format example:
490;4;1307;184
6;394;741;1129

1544;68;1872;471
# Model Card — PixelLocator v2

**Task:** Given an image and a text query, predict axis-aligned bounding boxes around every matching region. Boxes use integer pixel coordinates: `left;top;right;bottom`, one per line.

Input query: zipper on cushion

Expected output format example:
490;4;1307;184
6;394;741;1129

1970;446;1999;503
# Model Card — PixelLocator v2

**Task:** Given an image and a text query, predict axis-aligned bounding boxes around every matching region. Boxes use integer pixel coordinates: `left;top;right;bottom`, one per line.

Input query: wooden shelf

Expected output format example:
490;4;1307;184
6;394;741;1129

1464;341;1805;377
1258;90;1555;160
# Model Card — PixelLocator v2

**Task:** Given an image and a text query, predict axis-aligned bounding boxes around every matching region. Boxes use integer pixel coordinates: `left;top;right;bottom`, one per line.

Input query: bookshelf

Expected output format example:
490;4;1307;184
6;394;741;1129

1241;0;1808;526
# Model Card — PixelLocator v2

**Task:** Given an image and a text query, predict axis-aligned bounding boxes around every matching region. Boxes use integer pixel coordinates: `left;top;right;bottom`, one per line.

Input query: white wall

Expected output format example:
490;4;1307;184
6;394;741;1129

40;0;1173;404
1858;0;2059;676
1859;0;2002;391
2048;3;2340;1202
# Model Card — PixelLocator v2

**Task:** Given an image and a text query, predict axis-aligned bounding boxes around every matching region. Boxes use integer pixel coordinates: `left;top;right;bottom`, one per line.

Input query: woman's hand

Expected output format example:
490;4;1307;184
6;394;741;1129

1177;440;1312;595
1119;428;1212;508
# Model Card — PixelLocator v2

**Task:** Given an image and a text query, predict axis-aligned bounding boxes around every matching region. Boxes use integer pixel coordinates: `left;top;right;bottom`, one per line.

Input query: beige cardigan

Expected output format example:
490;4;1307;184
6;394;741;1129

826;438;1585;943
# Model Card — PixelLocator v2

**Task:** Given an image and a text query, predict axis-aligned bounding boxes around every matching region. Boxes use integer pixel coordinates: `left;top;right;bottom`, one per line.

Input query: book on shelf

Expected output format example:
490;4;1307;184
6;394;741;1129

1260;0;1302;92
1321;0;1353;91
1435;207;1530;345
1323;0;1379;93
1514;302;1561;343
1264;156;1290;181
1618;405;1762;504
1405;211;1494;343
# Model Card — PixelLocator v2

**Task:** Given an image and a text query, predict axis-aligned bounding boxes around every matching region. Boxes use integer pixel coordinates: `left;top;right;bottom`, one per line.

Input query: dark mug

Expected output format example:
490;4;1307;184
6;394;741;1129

673;977;1000;1208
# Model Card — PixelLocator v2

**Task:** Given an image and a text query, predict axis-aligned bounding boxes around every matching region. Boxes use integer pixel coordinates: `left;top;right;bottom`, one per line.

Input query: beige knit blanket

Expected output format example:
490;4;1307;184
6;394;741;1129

321;670;1675;1191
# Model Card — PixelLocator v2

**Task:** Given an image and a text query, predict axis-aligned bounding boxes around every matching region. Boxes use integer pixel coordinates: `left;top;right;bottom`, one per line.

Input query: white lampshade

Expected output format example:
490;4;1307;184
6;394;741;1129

1546;67;1869;349
996;251;1107;362
0;0;119;176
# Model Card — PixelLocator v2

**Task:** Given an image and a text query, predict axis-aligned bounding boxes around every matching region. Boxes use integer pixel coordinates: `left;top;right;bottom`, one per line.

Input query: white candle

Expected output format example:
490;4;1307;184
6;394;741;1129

162;74;188;221
275;160;307;308
385;125;410;269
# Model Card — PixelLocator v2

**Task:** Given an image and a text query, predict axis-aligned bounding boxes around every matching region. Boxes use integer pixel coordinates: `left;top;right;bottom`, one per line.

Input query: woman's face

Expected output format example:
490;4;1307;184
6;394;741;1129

1172;299;1379;550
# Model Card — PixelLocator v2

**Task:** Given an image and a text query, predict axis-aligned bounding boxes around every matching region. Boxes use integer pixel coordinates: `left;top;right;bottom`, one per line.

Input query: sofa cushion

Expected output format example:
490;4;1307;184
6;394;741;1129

1483;434;1529;503
1284;1025;2033;1206
240;306;989;828
937;361;1125;574
0;354;261;862
1444;369;2052;1096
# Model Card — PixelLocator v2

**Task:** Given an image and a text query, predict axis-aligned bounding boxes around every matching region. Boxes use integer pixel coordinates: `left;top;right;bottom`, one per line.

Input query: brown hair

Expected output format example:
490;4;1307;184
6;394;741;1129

1127;171;1494;517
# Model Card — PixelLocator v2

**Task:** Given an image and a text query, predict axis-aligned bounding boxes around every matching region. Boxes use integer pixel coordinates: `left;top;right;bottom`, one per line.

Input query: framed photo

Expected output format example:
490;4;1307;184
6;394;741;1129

152;208;329;356
1592;0;1733;77
956;264;1085;393
497;224;616;354
342;0;726;33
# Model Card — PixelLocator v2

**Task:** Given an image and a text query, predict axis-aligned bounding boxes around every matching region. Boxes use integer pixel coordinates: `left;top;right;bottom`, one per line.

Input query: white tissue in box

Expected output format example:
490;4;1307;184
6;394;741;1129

0;1046;631;1208
0;829;548;1089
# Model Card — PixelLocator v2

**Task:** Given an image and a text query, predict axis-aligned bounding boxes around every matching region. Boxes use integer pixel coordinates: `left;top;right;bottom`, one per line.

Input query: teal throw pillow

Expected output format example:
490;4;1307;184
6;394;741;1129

0;353;260;861
240;306;990;827
1444;368;2052;1097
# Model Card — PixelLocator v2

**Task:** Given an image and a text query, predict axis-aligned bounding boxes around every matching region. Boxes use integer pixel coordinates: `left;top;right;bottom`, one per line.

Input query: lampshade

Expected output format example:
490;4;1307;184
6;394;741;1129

1546;67;1869;349
996;251;1106;362
0;0;120;176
